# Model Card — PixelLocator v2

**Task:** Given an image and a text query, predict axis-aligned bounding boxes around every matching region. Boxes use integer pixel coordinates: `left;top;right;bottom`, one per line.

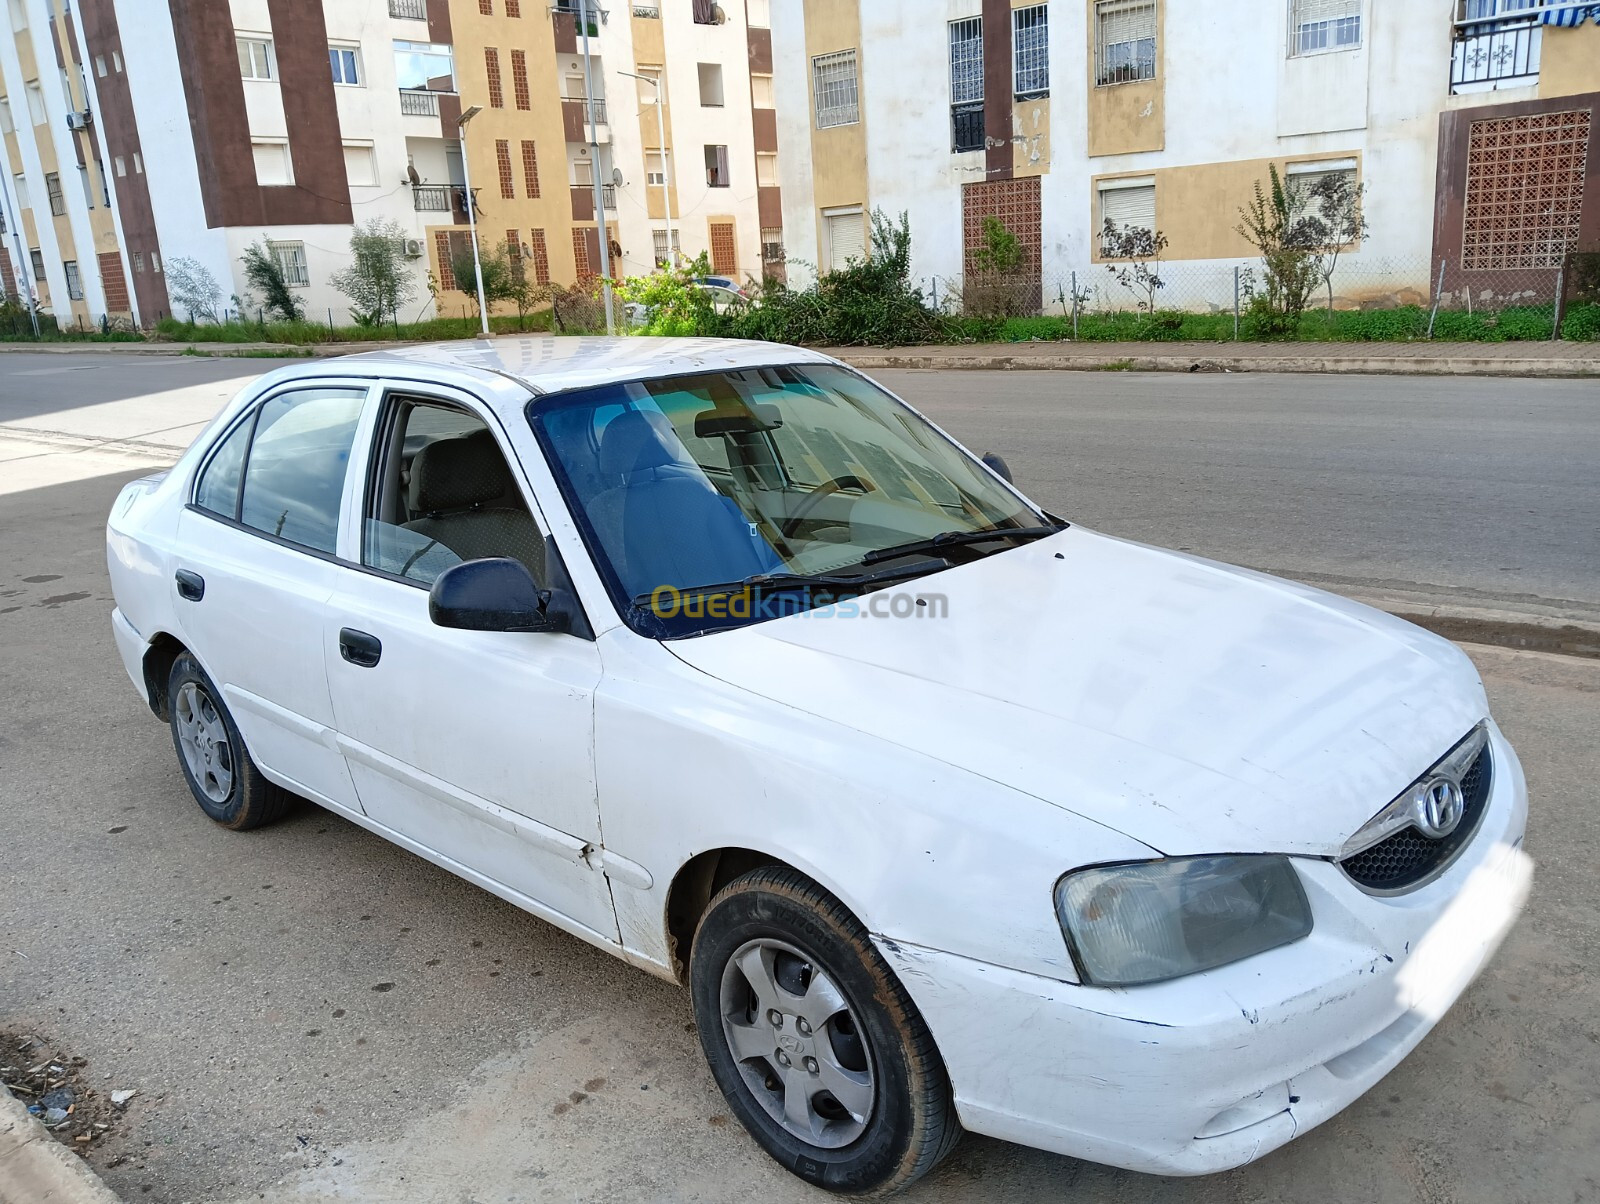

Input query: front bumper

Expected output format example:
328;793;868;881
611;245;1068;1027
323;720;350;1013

876;722;1532;1176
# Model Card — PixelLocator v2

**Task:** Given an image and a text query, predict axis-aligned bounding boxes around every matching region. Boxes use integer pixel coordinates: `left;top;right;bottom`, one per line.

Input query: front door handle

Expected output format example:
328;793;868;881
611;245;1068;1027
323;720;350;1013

175;569;205;601
338;627;382;668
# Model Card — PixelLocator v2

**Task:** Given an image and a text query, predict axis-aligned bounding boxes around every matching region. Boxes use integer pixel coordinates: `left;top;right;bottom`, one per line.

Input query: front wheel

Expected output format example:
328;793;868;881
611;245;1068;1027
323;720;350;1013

690;866;960;1196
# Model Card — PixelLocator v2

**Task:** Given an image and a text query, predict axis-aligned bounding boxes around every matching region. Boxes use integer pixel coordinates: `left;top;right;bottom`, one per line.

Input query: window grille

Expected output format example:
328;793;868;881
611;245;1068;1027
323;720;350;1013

1095;0;1156;86
1013;5;1049;98
812;49;859;128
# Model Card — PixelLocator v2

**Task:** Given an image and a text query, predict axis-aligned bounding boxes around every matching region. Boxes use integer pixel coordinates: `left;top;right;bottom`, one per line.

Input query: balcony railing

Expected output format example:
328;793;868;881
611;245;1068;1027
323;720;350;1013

1451;7;1542;93
412;184;453;212
601;183;617;208
567;96;608;124
389;0;428;18
632;5;660;16
952;102;984;153
399;89;441;116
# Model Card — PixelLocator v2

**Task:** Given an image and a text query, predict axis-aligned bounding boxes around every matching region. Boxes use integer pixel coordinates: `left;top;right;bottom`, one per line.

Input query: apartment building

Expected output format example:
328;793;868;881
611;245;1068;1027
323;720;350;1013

428;0;783;316
771;0;1600;309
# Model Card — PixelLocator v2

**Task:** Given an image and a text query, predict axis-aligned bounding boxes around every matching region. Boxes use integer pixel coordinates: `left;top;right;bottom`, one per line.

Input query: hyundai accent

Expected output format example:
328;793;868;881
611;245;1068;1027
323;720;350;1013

106;337;1532;1195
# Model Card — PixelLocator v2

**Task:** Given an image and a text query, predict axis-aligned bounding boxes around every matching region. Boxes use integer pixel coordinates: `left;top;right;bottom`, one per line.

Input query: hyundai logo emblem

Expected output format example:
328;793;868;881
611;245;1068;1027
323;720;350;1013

1414;777;1466;838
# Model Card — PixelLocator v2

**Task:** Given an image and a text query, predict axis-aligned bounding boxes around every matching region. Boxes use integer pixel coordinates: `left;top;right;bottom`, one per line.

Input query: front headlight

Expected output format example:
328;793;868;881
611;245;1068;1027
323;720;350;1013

1055;855;1312;987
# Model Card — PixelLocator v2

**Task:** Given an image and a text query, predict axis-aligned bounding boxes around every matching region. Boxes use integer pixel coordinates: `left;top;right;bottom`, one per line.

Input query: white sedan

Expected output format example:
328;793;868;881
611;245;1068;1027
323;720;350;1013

106;337;1532;1195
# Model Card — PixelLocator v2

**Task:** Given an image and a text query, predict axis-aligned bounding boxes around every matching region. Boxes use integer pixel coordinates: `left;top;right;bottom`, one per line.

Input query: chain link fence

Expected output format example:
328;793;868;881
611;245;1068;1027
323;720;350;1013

926;250;1600;341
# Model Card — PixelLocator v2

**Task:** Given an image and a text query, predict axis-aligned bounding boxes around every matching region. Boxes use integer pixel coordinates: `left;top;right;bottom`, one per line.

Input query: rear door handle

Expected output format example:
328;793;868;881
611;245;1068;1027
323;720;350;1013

175;569;205;602
339;627;382;668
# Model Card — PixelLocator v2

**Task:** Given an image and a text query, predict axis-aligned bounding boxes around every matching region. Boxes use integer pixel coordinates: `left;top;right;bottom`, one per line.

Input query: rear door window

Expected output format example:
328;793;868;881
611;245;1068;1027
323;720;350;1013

236;388;367;554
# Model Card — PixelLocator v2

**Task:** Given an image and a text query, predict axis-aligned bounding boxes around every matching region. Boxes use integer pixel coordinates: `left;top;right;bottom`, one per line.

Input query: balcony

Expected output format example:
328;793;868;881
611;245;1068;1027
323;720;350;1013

399;89;441;117
562;97;609;141
412;184;453;212
632;4;660;16
389;0;428;18
952;102;984;153
602;182;616;208
1451;5;1542;93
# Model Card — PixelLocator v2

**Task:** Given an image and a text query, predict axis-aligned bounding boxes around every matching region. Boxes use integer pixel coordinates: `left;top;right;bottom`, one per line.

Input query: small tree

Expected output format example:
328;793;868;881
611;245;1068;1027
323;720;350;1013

448;241;517;319
240;238;304;322
330;219;416;327
1101;220;1169;314
963;215;1032;318
1236;166;1321;330
970;216;1023;276
1298;172;1369;312
166;257;222;323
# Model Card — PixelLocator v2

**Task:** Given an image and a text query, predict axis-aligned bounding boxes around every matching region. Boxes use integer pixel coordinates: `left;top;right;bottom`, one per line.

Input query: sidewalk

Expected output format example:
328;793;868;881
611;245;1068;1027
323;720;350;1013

828;339;1600;376
2;336;1598;375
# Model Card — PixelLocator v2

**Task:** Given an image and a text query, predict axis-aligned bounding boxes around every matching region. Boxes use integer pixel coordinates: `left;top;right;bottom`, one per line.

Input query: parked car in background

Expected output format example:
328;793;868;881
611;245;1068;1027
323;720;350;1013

107;338;1532;1196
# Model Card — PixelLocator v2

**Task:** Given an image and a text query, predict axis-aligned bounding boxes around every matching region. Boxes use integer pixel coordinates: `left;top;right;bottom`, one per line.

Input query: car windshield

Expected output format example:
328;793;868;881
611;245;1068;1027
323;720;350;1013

530;363;1051;637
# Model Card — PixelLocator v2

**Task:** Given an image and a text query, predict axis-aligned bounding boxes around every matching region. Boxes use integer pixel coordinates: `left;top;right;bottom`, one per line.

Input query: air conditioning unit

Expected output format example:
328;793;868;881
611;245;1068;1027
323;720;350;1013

403;238;424;259
65;109;93;130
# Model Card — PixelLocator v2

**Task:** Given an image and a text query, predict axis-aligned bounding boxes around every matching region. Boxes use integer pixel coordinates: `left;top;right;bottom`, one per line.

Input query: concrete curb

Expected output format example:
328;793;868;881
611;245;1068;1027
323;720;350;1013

1346;592;1600;660
0;1090;122;1204
834;351;1600;377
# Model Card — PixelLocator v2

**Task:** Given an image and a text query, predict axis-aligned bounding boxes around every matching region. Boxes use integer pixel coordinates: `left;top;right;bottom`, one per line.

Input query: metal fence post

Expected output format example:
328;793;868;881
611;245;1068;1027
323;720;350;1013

1233;266;1241;341
1426;259;1447;340
1552;262;1566;342
1071;270;1079;339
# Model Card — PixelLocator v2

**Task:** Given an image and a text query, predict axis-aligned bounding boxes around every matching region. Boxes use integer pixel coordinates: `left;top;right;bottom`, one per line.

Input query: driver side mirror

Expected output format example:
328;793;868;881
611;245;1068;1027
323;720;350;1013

428;557;576;635
982;452;1014;484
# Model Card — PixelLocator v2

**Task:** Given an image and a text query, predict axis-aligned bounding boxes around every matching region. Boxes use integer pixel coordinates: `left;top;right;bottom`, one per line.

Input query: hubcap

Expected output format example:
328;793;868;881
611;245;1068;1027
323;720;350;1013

175;681;234;804
718;938;876;1148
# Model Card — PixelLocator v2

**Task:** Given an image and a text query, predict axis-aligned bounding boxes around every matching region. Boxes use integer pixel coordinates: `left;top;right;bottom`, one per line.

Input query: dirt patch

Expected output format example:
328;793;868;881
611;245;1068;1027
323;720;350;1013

1;1029;129;1158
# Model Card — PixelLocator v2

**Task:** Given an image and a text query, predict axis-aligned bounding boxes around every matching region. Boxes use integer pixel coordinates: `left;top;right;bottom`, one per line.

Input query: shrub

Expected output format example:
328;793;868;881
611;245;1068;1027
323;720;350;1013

1561;302;1600;341
240;239;304;322
331;219;417;327
1101;221;1169;315
166;257;223;324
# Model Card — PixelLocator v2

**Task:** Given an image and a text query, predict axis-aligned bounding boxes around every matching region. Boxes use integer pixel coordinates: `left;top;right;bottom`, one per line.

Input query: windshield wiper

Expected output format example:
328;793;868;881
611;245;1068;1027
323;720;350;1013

859;523;1065;567
630;559;952;610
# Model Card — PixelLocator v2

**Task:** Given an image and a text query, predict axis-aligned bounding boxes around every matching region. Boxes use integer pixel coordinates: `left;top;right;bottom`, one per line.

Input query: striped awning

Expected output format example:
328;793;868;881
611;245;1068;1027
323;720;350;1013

1540;2;1600;26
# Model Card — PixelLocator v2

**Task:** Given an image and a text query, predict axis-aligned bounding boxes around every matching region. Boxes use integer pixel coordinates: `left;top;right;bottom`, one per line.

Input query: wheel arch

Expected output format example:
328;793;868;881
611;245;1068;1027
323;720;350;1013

141;631;190;722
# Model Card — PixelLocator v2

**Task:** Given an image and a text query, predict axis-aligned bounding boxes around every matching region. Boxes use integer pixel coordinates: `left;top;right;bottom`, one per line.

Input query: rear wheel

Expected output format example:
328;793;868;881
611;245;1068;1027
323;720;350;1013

690;866;960;1196
167;653;292;830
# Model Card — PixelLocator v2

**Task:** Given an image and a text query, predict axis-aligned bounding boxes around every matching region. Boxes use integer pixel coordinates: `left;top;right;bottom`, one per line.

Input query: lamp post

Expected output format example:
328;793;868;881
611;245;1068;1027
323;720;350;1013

455;104;491;337
577;0;616;334
618;68;673;269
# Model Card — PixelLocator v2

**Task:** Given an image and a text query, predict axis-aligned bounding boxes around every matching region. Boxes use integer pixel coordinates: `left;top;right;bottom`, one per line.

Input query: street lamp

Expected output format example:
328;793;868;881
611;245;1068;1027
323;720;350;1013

618;69;673;269
455;104;491;337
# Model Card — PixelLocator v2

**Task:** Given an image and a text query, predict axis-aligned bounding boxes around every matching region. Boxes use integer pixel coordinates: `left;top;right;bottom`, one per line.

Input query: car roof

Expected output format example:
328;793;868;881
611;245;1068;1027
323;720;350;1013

334;336;835;398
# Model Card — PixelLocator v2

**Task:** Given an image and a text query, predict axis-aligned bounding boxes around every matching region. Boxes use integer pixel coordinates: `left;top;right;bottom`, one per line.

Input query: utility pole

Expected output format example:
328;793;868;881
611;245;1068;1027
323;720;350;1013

456;105;491;337
578;0;616;334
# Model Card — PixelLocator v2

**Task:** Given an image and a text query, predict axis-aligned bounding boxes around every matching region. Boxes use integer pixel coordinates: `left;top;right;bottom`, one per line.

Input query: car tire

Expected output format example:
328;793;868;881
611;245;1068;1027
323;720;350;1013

167;652;293;830
690;866;960;1196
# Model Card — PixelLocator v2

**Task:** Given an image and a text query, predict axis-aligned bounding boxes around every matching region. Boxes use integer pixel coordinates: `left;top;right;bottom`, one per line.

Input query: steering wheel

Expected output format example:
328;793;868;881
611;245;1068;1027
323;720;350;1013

781;475;875;539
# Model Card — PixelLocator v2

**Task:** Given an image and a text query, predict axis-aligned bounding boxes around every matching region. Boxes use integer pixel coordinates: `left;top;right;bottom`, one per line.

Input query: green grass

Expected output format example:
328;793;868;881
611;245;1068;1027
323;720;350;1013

152;311;554;346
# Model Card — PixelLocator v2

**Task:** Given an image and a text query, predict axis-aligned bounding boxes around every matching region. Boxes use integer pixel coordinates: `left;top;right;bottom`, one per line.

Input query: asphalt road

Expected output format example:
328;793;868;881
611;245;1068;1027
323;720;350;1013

1;353;1596;617
1;354;1598;1203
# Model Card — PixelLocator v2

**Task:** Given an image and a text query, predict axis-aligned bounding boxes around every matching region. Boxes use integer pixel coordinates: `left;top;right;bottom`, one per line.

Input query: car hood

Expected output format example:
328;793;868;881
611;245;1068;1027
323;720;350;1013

664;528;1490;857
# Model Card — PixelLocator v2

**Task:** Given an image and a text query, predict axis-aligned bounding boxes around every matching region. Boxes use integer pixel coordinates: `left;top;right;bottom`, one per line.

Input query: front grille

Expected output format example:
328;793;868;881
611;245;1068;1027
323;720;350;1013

1340;744;1492;893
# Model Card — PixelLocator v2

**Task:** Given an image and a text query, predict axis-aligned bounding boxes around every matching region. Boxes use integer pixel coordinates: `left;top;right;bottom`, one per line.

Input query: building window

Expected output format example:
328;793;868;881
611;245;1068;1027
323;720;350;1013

1013;5;1049;98
1098;177;1156;253
0;96;11;135
94;55;106;77
949;17;984;153
1290;0;1361;57
652;227;681;267
112;50;123;72
133;152;143;173
479;0;492;13
506;0;521;15
572;158;593;186
761;227;783;263
823;207;864;272
152;252;162;274
343;142;378;187
756;152;778;187
692;0;719;24
238;37;275;81
78;164;95;209
747;0;769;26
1094;0;1156;86
521;140;540;197
1462;109;1590;270
329;45;363;86
704;144;729;187
113;155;126;176
495;138;515;199
511;49;531;109
251;140;293;186
812;49;859;129
30;248;46;283
269;241;309;287
485;47;504;108
14;173;29;210
25;80;45;125
64;260;83;300
751;73;774;109
698;62;724;107
394;41;455;92
1286;158;1358;224
528;228;549;283
645;151;667;186
132;250;146;273
709;220;736;275
45;172;64;216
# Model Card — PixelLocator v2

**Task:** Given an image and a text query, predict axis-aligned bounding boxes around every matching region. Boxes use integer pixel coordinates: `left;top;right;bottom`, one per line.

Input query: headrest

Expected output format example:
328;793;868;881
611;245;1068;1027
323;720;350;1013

409;429;513;513
598;410;686;476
